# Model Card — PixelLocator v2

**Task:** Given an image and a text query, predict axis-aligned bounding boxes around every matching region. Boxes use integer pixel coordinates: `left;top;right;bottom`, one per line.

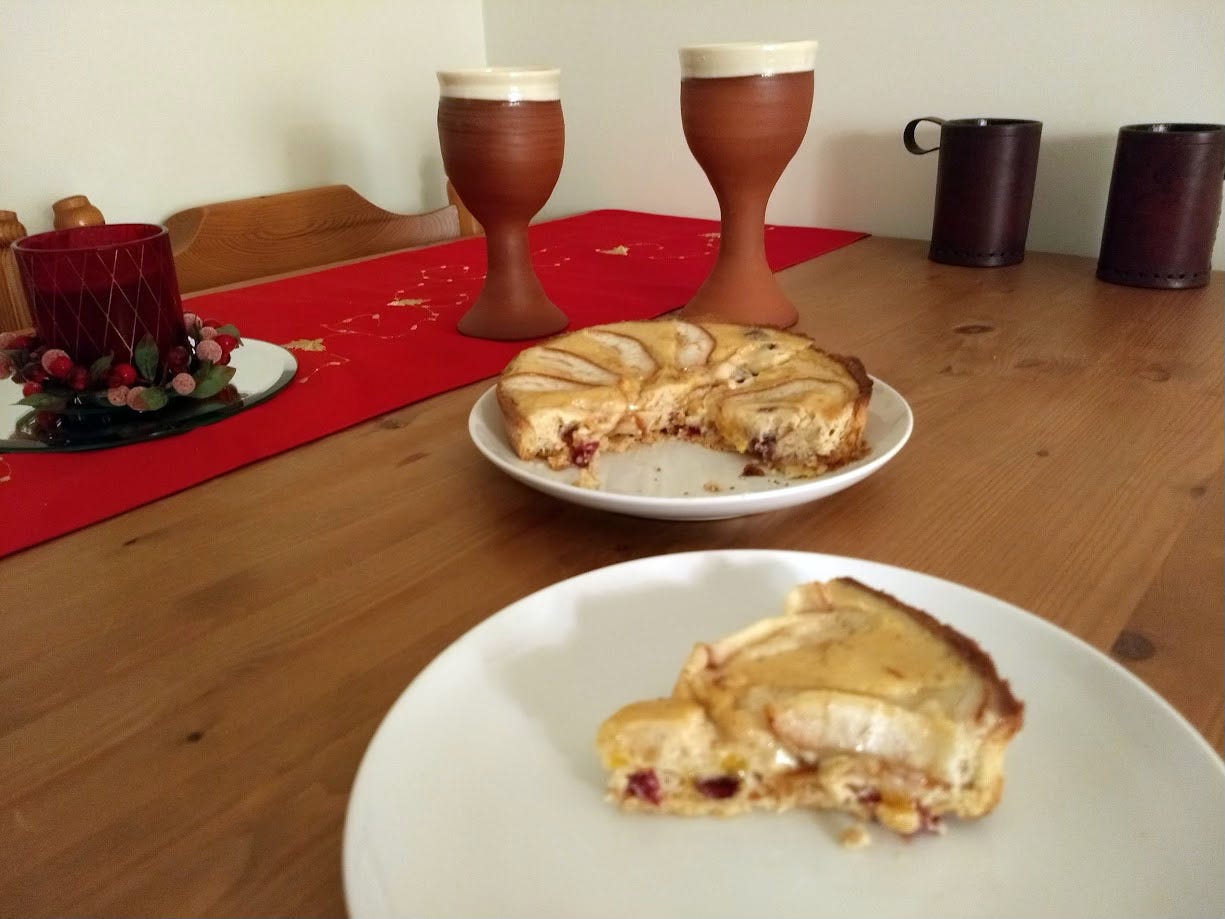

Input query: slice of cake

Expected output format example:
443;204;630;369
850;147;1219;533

596;578;1024;836
496;320;871;478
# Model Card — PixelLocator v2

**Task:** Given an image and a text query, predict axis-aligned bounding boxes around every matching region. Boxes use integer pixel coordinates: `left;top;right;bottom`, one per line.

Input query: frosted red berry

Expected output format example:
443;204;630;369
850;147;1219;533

108;363;138;387
47;354;73;379
165;346;191;373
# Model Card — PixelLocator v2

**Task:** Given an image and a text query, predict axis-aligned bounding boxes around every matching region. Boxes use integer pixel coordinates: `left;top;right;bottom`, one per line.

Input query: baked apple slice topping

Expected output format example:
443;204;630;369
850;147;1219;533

675;321;716;369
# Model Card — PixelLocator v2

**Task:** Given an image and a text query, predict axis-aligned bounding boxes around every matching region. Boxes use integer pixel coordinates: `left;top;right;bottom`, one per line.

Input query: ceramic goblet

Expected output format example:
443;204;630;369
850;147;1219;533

678;41;818;328
437;67;568;340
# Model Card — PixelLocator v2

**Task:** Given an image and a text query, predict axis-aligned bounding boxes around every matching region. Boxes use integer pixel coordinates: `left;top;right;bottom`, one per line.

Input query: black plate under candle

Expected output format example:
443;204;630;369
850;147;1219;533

0;339;297;452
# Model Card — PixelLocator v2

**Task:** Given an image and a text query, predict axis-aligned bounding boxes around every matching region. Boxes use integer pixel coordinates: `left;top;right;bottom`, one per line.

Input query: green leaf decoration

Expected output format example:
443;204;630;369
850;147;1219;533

213;324;241;341
17;393;67;411
134;334;160;382
134;387;169;412
190;363;237;400
88;353;114;383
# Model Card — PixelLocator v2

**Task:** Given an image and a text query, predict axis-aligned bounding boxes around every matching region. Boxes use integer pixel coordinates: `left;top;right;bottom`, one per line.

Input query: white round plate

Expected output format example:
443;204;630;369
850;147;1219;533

343;549;1225;919
467;378;912;520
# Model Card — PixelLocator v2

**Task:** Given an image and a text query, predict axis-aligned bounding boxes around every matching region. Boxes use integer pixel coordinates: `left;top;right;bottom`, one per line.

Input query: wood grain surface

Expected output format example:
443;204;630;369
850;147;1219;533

0;236;1220;916
165;184;461;294
0;210;32;333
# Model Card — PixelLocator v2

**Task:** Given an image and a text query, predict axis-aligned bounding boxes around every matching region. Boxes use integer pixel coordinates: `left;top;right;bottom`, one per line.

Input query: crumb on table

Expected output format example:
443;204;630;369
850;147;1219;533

703;481;721;493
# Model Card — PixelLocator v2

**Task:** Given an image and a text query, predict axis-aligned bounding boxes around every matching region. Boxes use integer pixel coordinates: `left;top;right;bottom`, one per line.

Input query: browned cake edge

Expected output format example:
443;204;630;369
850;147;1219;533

823;350;873;405
494;383;535;460
828;576;1025;731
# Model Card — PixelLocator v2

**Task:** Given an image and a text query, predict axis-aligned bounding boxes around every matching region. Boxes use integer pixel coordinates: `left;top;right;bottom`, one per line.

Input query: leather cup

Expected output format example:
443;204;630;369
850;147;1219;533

905;117;1042;267
1096;123;1224;289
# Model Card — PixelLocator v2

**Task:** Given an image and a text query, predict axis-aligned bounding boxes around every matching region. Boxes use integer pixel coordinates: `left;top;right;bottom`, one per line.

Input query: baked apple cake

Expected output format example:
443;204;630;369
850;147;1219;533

596;578;1024;836
496;320;871;478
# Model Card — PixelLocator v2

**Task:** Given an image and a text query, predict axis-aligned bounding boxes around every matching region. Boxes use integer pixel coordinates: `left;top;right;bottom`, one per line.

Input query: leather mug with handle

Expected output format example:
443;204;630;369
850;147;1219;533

904;116;1042;267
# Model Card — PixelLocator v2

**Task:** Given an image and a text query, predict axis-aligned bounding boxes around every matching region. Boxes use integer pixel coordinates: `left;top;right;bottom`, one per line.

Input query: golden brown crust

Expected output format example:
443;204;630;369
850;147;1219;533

494;384;535;461
824;350;873;402
824;353;873;466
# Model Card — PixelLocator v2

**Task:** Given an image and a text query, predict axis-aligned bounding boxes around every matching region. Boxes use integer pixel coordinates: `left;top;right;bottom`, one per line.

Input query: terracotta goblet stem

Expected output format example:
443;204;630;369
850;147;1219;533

678;41;817;329
437;67;569;341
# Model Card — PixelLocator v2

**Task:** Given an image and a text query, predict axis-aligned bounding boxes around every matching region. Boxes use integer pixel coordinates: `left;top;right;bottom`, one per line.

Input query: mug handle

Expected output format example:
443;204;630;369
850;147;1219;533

904;117;945;155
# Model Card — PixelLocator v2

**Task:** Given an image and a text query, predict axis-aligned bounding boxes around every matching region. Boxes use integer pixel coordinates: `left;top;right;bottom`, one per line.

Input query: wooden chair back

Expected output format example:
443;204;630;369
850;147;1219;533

165;184;463;293
0;210;31;332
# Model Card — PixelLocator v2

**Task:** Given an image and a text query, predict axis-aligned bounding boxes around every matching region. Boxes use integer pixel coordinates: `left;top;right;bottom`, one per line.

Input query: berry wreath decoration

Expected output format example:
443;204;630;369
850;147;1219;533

0;312;243;417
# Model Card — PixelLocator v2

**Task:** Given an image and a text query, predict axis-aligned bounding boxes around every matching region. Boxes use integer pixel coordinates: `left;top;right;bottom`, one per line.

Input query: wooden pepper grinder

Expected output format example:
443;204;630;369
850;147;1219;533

52;194;105;229
0;210;32;332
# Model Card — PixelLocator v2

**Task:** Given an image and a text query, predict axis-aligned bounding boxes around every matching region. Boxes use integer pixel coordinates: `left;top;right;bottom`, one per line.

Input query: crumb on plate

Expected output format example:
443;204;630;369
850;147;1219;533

839;824;871;850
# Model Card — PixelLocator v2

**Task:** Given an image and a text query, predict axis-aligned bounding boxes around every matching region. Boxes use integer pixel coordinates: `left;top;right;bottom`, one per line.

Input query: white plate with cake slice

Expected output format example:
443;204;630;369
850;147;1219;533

342;549;1225;918
467;376;912;520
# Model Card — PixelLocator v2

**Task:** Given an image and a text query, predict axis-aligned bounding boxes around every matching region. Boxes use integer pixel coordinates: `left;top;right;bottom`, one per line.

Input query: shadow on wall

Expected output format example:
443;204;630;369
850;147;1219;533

283;121;371;195
231;125;449;214
418;154;447;211
280;118;447;213
1028;132;1117;259
816;130;938;240
817;128;1119;258
385;88;449;212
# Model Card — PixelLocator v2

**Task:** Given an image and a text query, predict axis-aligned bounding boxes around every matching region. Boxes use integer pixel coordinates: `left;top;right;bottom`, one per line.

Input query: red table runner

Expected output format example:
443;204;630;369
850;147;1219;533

1;210;865;558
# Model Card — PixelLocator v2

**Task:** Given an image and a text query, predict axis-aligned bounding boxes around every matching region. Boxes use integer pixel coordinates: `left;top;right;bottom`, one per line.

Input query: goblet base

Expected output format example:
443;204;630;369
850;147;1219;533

679;259;798;329
457;291;568;341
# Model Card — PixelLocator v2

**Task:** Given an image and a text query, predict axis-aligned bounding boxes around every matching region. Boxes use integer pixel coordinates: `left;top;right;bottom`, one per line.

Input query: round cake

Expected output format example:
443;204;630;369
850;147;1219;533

496;319;872;477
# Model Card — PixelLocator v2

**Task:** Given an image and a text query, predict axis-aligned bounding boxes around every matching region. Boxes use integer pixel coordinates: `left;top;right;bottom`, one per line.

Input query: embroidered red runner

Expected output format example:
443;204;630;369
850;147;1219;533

1;210;865;557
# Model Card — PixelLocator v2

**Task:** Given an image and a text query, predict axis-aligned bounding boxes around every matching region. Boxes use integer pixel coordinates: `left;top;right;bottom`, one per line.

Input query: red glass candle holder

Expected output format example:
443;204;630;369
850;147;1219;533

12;224;188;365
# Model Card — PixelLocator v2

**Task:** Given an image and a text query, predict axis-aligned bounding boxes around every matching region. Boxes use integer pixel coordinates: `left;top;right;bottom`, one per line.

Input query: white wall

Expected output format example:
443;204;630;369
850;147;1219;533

5;1;1220;267
483;0;1225;267
0;0;486;234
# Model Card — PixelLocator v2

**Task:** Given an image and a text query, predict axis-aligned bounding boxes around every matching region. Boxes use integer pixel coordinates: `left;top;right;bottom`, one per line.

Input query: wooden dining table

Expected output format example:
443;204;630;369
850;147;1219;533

1;234;1221;916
